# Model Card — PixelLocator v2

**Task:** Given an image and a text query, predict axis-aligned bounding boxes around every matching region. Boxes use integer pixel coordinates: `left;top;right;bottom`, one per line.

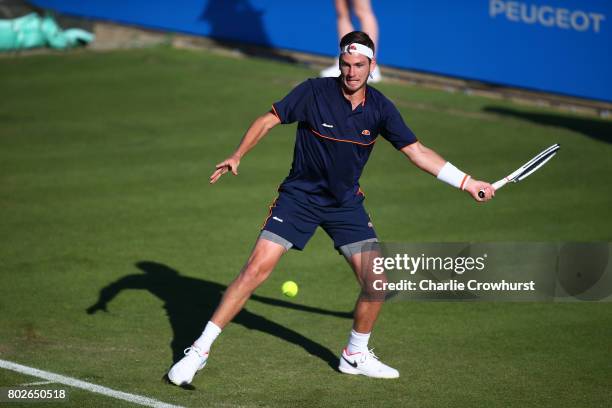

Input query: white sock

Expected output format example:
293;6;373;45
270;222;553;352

193;321;222;352
346;329;370;354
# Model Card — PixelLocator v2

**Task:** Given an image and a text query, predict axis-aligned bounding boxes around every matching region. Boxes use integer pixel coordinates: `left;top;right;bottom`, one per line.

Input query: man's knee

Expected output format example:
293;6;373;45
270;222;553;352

240;259;274;286
235;235;286;288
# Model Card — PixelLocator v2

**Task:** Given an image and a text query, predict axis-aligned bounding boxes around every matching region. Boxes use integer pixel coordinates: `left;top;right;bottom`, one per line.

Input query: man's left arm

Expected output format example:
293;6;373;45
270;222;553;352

400;141;494;202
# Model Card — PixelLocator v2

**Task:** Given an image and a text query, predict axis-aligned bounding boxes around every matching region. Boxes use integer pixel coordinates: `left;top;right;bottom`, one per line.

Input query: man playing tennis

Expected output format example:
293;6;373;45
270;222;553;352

168;31;494;385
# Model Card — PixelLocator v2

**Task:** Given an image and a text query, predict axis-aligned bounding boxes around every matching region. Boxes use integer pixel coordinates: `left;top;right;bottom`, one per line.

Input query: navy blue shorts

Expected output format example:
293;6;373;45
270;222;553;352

261;192;377;250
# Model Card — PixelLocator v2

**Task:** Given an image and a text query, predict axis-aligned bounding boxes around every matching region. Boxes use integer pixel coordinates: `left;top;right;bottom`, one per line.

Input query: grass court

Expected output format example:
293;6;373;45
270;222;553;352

1;46;611;407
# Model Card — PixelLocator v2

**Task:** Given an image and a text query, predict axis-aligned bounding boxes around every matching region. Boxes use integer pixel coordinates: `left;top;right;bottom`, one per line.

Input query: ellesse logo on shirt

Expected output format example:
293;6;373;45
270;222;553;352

361;130;370;136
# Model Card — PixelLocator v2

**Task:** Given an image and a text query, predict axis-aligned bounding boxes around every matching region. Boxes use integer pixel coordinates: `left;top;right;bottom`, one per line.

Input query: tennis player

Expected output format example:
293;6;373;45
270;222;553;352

168;31;494;385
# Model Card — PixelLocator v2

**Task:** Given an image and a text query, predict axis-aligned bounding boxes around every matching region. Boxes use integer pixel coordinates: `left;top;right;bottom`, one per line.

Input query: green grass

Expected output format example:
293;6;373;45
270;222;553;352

1;46;611;407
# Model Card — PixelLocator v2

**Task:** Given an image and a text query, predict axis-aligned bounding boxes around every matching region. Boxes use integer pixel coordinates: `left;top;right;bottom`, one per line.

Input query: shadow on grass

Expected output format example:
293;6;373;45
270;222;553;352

484;106;612;144
86;261;351;372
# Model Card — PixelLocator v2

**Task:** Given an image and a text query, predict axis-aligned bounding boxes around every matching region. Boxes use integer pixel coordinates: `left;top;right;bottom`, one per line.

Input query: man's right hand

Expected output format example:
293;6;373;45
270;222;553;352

464;178;495;202
210;154;240;184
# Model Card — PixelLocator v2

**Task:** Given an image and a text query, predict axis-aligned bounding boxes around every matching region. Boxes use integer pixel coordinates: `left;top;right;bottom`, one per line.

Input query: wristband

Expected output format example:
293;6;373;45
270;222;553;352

437;162;470;190
461;175;471;190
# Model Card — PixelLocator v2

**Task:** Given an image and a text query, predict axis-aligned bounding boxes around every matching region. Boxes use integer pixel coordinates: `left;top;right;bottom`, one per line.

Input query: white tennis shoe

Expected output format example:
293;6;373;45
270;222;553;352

167;345;208;386
338;347;399;379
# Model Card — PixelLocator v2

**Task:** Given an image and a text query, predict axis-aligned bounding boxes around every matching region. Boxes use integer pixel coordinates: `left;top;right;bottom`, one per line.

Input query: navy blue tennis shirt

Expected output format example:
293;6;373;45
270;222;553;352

271;77;417;207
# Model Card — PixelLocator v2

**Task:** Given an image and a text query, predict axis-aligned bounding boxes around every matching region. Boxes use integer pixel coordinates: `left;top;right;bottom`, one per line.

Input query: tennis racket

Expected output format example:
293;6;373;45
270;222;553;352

478;143;560;199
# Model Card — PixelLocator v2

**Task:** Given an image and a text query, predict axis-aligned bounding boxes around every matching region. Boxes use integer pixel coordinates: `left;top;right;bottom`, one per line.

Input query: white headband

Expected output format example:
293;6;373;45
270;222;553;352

341;43;374;59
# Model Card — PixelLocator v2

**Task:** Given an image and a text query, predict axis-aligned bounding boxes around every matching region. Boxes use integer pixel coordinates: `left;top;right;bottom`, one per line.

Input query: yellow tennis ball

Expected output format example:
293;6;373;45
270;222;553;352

282;281;298;298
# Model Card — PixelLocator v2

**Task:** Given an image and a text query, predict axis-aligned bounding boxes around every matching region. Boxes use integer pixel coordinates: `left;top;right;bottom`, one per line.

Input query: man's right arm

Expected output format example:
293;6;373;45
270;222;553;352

209;112;281;184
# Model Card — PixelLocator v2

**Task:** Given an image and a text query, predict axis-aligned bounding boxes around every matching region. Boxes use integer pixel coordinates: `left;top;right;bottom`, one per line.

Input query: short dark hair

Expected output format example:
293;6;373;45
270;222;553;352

339;31;375;57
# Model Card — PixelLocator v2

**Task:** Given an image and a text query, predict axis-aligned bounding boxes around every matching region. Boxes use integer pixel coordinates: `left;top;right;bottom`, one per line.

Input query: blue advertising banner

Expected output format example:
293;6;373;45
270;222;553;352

30;0;611;102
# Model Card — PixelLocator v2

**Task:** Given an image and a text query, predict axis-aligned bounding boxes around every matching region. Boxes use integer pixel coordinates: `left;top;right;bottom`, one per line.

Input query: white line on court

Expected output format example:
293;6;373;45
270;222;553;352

0;359;185;408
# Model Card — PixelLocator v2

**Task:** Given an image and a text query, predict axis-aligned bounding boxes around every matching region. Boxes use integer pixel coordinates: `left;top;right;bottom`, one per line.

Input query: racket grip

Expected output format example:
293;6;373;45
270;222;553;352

478;179;507;199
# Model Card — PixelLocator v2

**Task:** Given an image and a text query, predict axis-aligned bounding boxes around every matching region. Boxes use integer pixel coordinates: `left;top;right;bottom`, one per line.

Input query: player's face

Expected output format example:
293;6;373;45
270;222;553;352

339;53;373;93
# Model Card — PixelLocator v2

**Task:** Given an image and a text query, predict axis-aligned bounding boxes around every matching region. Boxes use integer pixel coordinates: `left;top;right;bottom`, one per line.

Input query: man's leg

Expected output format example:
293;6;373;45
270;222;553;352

346;248;383;333
167;236;288;385
321;0;353;78
337;241;399;378
335;0;354;39
351;0;378;48
210;238;287;328
351;0;382;82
